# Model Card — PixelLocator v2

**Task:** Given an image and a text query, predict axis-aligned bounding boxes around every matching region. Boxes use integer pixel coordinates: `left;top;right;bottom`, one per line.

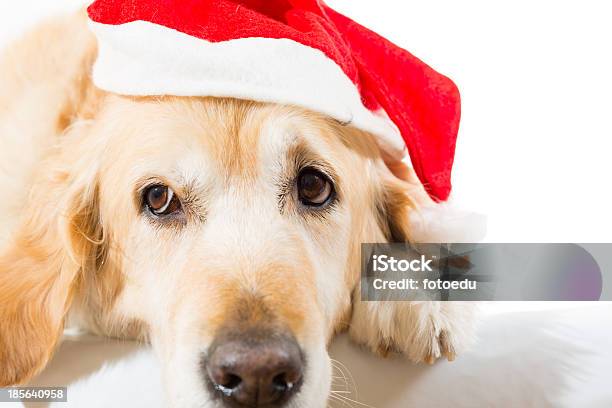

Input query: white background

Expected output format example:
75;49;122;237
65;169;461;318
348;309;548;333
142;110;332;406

1;1;611;242
1;3;611;406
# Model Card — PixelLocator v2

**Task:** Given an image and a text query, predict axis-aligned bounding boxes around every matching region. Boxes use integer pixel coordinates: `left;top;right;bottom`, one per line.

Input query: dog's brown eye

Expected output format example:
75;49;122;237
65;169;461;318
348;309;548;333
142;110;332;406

144;185;181;216
297;169;334;207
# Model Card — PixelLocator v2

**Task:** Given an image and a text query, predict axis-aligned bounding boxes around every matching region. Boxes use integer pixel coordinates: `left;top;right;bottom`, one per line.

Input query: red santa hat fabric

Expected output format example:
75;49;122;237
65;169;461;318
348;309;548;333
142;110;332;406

87;0;461;201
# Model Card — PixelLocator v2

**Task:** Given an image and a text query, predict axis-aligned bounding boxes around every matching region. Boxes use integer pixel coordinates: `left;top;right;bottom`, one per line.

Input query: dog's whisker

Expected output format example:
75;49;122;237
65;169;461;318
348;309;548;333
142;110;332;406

330;365;350;391
328;393;354;408
328;358;370;408
329;392;374;408
330;359;358;393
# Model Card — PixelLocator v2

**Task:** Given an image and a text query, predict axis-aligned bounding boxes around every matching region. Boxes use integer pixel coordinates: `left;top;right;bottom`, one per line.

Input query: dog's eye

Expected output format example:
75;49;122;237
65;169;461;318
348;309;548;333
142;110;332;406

144;185;182;216
297;168;334;207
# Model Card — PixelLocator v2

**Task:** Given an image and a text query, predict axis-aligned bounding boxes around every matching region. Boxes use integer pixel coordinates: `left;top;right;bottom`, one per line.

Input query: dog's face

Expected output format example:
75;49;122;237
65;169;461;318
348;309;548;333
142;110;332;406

0;96;422;407
92;97;385;407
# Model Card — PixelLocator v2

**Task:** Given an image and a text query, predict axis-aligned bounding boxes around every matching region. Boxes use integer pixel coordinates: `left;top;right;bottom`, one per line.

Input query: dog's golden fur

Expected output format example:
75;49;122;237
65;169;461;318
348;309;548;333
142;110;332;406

0;11;476;406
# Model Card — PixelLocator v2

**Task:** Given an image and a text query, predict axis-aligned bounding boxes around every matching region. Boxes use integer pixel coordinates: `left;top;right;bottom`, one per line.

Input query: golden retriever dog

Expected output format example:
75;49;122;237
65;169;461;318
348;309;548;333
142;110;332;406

0;12;476;408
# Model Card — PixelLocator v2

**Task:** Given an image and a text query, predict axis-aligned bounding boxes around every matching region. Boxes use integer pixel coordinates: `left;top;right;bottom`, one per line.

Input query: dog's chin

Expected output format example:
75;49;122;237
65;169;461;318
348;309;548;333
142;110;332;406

161;342;332;408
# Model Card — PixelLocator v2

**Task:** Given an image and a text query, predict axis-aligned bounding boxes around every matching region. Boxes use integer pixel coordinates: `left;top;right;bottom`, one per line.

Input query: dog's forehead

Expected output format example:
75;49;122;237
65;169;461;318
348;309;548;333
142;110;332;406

100;96;344;196
139;98;334;174
197;100;338;180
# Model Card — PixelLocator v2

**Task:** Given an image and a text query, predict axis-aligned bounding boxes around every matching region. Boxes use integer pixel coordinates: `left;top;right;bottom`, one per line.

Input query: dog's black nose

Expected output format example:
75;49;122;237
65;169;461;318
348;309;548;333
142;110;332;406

204;330;304;407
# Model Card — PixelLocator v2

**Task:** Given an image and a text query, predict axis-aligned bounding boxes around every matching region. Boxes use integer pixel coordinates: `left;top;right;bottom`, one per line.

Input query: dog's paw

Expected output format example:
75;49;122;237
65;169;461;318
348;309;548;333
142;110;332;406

403;302;478;364
349;301;478;364
411;320;462;364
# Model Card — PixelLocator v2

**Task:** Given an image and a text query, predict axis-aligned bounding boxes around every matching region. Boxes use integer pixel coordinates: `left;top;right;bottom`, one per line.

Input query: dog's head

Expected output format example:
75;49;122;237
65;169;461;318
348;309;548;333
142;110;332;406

0;96;430;407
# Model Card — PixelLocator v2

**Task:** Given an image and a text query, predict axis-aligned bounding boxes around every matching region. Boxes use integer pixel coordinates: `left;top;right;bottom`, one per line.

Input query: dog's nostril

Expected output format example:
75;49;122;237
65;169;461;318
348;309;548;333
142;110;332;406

211;372;243;399
273;373;287;390
222;373;242;390
272;370;301;393
204;330;304;406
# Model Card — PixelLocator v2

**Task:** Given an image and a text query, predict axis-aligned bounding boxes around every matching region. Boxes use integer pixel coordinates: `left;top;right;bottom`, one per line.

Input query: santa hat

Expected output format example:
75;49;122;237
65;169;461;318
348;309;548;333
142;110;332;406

87;0;461;201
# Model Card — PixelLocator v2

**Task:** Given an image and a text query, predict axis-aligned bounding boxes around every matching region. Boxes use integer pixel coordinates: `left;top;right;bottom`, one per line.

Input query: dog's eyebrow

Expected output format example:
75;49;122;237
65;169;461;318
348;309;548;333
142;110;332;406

285;139;338;184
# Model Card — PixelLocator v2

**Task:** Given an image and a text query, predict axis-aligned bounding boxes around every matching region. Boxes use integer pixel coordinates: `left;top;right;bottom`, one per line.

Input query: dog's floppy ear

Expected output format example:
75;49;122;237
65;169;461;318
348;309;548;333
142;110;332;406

0;146;102;385
349;159;478;362
375;158;432;244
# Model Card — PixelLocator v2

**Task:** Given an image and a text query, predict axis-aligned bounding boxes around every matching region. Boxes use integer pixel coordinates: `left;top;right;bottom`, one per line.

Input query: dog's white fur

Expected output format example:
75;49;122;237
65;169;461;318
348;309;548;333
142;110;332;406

0;12;477;408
